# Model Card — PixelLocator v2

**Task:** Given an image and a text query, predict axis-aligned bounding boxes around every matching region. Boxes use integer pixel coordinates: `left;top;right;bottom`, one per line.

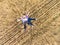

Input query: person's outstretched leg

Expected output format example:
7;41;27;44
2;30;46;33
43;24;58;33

29;18;36;20
27;22;34;29
28;22;33;26
24;23;26;30
28;18;36;26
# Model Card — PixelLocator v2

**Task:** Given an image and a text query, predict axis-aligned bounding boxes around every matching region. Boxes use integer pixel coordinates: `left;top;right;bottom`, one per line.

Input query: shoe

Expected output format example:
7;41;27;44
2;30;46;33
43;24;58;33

36;19;37;20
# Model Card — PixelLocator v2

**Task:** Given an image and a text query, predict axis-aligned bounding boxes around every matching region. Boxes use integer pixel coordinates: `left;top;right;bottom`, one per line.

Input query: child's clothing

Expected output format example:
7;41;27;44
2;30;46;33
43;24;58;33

20;15;28;24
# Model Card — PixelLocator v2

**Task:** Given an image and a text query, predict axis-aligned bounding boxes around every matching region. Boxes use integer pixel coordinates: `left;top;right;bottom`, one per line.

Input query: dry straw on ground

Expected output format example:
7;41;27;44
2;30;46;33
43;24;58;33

0;0;60;45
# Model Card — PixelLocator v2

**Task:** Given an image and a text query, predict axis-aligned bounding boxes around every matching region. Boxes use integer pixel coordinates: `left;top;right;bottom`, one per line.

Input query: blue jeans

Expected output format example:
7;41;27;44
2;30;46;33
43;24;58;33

23;18;36;30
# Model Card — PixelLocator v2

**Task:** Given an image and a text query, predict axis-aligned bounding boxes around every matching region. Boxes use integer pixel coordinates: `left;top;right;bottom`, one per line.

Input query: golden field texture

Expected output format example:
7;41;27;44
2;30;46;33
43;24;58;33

0;0;60;45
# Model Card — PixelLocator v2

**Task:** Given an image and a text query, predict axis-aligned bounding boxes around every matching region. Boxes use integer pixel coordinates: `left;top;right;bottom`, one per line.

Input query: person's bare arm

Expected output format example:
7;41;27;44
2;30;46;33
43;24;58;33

26;12;29;18
17;17;22;22
27;12;29;16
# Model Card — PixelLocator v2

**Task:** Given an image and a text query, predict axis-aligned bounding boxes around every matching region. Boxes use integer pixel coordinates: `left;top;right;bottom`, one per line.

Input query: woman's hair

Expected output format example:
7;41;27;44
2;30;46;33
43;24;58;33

23;13;26;15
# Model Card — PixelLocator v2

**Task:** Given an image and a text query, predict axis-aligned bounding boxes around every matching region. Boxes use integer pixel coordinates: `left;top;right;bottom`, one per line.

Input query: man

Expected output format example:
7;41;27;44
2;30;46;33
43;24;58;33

17;13;37;30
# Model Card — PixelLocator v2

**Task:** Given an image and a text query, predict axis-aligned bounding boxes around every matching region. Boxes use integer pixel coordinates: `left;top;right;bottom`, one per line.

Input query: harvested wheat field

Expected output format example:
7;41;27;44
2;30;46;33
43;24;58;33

0;0;60;45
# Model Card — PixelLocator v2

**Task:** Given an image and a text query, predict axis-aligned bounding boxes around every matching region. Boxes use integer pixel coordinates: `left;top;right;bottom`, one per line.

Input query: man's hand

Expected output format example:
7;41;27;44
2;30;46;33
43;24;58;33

17;18;21;22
